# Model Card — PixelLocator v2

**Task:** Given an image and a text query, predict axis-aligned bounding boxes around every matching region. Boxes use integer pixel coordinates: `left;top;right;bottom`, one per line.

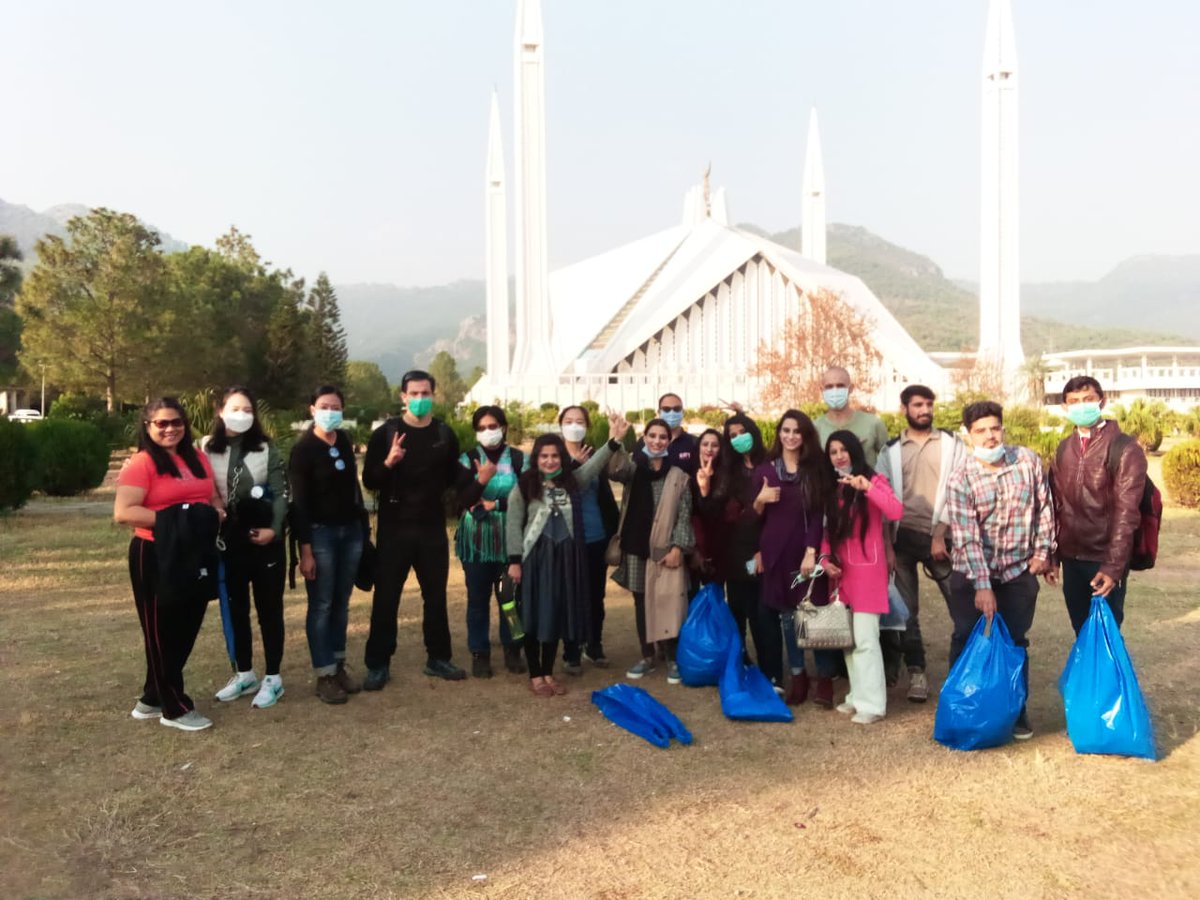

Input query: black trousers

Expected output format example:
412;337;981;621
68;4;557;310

564;538;610;664
1061;558;1128;635
129;537;208;720
365;522;452;668
223;539;286;675
632;591;677;661
525;636;559;678
886;526;954;674
727;578;777;675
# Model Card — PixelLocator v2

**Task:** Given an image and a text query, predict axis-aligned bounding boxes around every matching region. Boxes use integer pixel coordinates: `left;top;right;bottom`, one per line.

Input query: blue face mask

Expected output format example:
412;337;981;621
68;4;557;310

1066;402;1102;428
660;410;684;429
972;444;1006;464
313;409;343;432
644;447;669;460
730;432;754;454
823;387;850;410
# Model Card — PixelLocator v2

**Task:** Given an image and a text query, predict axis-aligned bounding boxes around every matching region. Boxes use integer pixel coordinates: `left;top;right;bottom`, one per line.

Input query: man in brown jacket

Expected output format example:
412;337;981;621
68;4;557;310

1049;376;1148;634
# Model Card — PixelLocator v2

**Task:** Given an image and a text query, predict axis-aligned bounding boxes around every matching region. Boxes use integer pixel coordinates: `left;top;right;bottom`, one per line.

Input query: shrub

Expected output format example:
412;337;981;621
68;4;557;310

0;419;38;510
1163;440;1200;508
28;419;110;496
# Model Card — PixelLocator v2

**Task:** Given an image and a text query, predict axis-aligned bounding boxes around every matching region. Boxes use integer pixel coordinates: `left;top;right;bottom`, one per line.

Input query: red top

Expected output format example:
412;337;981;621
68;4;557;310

118;450;216;541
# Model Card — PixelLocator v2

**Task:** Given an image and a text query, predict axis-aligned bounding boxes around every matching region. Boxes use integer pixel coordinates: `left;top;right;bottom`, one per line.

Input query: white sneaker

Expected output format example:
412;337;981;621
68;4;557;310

131;700;162;720
215;671;258;702
836;701;856;716
161;710;213;731
851;712;885;725
251;676;285;709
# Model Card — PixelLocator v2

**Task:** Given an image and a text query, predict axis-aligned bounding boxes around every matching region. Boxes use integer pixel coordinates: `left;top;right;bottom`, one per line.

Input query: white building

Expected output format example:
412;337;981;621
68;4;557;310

1043;347;1200;413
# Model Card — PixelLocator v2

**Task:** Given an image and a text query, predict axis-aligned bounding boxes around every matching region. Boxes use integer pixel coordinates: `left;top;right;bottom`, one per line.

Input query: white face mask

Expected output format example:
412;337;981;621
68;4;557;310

223;410;254;435
561;423;587;443
478;427;505;449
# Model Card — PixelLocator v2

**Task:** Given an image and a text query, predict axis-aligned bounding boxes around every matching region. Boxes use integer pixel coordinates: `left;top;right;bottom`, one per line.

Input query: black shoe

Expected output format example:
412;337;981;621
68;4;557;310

363;666;390;692
582;645;611;669
503;645;527;674
424;658;467;681
562;659;583;677
472;652;493;679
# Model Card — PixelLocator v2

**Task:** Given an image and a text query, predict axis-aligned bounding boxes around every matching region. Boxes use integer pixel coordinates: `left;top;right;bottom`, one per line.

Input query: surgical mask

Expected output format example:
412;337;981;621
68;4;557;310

1066;402;1103;428
835;464;853;477
660;410;684;429
406;396;433;417
823;387;850;410
313;409;343;432
222;410;254;435
478;427;504;448
730;432;754;454
561;423;587;443
972;444;1006;465
644;447;669;459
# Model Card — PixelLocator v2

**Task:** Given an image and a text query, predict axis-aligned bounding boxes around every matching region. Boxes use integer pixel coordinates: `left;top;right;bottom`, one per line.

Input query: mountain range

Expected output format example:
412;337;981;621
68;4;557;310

0;198;187;259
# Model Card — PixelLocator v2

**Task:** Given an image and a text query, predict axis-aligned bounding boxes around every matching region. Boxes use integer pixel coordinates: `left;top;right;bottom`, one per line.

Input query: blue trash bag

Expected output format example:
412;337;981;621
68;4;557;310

934;613;1027;751
592;684;694;749
718;633;794;723
677;582;738;686
879;578;910;632
1059;596;1157;760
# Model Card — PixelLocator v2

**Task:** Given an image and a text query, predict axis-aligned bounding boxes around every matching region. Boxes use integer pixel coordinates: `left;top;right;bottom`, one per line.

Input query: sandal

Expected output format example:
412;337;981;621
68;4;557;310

546;677;568;696
529;679;554;698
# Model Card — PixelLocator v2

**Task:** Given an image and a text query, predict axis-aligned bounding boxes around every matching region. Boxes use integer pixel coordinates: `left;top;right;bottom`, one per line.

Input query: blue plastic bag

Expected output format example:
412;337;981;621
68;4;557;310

1059;596;1157;760
934;613;1027;751
592;684;694;748
879;579;910;632
677;583;738;686
718;634;794;723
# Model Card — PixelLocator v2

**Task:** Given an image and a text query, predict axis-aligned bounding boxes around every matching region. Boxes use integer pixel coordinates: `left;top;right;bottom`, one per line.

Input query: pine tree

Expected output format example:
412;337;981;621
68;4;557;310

306;272;348;386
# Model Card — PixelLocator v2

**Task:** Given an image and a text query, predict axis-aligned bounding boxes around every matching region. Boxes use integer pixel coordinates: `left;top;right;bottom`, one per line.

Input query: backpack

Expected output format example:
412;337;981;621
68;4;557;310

1105;434;1162;571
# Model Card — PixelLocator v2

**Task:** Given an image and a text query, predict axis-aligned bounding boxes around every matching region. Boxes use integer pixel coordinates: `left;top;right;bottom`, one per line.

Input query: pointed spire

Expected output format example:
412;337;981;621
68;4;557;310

487;89;505;187
517;0;544;47
983;0;1017;80
485;89;510;383
802;107;827;265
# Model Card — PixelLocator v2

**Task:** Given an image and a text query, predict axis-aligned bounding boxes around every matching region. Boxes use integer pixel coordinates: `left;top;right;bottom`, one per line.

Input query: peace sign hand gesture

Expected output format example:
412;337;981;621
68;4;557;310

385;431;406;468
607;410;631;443
696;457;714;497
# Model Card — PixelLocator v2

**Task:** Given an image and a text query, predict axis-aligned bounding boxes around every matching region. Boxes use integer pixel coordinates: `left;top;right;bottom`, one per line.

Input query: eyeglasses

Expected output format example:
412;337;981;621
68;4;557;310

149;418;185;430
659;405;683;413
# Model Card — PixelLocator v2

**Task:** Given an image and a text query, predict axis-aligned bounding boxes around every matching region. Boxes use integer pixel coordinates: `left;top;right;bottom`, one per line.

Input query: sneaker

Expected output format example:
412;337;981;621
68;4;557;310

316;674;348;704
251;676;284;709
215;671;258;702
836;701;856;716
424;658;467;681
625;657;656;679
160;710;213;731
785;670;810;706
851;712;885;725
562;660;583;677
363;667;390;692
131;701;162;720
1013;713;1034;741
582;646;611;669
666;662;682;685
335;662;362;694
812;676;834;709
472;653;494;679
503;645;528;674
907;670;929;703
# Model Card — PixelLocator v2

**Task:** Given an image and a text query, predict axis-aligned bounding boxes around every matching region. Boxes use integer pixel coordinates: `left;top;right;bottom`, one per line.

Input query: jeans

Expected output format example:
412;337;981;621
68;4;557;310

1061;558;1127;635
780;611;840;678
304;522;363;676
463;561;517;654
888;526;953;673
365;523;452;669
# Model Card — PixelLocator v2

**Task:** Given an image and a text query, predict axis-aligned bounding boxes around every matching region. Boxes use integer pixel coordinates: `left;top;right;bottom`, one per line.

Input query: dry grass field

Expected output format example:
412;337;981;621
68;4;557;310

2;465;1199;899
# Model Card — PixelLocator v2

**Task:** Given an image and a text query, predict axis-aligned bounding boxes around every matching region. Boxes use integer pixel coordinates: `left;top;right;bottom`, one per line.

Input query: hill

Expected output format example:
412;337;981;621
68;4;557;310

0;197;187;261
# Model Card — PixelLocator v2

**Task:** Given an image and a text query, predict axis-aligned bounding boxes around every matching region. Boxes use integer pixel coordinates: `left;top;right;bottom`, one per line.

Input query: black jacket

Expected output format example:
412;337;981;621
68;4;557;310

154;502;221;606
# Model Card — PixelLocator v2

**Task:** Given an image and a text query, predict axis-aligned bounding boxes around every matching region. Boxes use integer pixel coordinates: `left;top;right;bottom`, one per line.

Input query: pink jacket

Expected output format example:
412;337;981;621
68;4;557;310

821;474;902;614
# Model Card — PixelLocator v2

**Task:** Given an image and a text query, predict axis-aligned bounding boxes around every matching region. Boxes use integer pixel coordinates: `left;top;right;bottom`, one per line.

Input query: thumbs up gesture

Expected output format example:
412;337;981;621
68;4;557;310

754;476;780;514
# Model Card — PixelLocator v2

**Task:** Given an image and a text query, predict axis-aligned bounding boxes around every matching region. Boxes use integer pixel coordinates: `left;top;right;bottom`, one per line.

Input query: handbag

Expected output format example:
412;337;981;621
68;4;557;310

605;477;632;566
792;576;855;650
354;481;377;592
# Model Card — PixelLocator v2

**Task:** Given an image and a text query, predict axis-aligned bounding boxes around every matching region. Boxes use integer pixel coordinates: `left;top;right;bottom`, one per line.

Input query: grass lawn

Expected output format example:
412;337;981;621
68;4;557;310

2;480;1198;898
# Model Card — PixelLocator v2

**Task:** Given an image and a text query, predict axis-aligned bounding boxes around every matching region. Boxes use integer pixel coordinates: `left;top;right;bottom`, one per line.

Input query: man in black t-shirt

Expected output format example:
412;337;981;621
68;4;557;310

361;370;487;688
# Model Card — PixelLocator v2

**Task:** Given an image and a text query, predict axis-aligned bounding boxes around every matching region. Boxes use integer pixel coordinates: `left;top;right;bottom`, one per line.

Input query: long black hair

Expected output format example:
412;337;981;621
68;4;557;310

826;429;875;548
723;412;765;466
767;408;834;518
694;427;731;502
207;385;269;454
518;433;579;503
138;397;208;479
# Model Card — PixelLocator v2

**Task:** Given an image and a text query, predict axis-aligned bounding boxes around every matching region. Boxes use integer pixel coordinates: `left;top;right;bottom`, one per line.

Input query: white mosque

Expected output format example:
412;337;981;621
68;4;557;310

469;0;1022;412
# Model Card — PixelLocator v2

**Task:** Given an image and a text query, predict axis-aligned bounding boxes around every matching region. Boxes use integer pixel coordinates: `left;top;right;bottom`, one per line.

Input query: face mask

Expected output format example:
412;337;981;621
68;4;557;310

835;464;852;477
1066;402;1102;428
660;410;684;429
730;432;754;454
561;423;587;443
823;387;850;410
222;410;254;435
542;467;563;480
645;447;669;460
478;427;504;449
406;396;433;417
972;444;1005;465
313;409;343;432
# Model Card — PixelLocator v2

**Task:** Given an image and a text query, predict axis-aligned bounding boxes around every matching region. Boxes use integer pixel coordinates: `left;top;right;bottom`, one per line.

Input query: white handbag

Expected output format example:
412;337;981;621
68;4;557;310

792;575;855;650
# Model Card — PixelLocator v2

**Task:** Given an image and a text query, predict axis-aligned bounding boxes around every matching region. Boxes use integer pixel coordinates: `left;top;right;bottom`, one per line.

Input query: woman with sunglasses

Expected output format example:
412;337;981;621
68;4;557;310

290;385;366;705
202;386;289;709
114;398;224;732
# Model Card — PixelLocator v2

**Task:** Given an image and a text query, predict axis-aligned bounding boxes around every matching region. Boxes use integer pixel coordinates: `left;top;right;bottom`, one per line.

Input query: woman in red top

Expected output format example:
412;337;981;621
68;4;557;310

114;397;223;732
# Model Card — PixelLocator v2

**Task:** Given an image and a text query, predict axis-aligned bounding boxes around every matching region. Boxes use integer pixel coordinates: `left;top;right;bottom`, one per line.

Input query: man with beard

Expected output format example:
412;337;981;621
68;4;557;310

876;385;966;702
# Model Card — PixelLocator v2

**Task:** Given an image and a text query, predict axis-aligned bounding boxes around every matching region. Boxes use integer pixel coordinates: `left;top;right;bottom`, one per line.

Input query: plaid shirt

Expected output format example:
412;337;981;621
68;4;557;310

947;446;1055;589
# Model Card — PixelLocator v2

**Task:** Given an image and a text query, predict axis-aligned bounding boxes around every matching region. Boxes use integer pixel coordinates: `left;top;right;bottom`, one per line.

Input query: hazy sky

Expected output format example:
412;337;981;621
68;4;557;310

3;1;1197;287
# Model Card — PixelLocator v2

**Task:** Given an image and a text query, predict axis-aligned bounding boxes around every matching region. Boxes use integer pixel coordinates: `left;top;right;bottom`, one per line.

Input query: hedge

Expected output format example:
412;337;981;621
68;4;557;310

0;419;38;510
28;419;110;496
1163;440;1200;508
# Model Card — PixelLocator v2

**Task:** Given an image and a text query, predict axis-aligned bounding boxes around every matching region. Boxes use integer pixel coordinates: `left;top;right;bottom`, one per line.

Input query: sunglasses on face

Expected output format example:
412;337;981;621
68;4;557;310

660;405;683;413
149;419;185;430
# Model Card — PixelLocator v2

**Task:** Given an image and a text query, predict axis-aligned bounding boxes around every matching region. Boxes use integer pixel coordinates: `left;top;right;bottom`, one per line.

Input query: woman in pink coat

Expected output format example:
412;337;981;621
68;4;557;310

821;430;902;725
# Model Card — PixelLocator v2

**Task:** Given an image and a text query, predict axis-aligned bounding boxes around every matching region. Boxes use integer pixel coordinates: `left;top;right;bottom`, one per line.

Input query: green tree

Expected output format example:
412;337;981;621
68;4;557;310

0;234;22;383
306;272;348;385
1112;398;1167;452
345;360;393;416
17;209;167;411
260;289;314;410
428;350;467;407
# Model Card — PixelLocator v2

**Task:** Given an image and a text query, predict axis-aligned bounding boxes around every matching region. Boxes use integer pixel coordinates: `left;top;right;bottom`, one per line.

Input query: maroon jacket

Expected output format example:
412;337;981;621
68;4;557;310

1050;422;1147;580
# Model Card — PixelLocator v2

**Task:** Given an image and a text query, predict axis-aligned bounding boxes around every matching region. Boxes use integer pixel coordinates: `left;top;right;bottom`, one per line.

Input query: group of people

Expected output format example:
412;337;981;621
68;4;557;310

113;366;1147;738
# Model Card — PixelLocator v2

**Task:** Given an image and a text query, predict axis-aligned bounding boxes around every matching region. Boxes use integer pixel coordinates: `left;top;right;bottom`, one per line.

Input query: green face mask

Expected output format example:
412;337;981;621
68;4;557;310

406;396;433;417
542;467;563;480
730;432;754;454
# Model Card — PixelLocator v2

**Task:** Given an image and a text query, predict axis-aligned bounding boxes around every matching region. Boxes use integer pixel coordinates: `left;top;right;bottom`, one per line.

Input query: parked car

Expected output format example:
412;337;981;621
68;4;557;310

7;409;43;423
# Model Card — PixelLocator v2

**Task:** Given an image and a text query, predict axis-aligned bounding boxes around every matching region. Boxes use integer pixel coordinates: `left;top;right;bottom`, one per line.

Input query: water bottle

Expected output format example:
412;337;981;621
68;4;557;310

500;575;525;641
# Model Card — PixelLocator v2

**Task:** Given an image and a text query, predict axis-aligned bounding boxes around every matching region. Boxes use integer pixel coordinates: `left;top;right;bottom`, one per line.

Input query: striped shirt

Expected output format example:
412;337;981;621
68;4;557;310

947;446;1055;589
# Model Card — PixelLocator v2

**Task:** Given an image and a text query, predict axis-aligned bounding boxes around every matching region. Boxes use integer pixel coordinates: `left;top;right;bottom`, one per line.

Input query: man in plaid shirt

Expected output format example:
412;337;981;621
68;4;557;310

946;401;1055;740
